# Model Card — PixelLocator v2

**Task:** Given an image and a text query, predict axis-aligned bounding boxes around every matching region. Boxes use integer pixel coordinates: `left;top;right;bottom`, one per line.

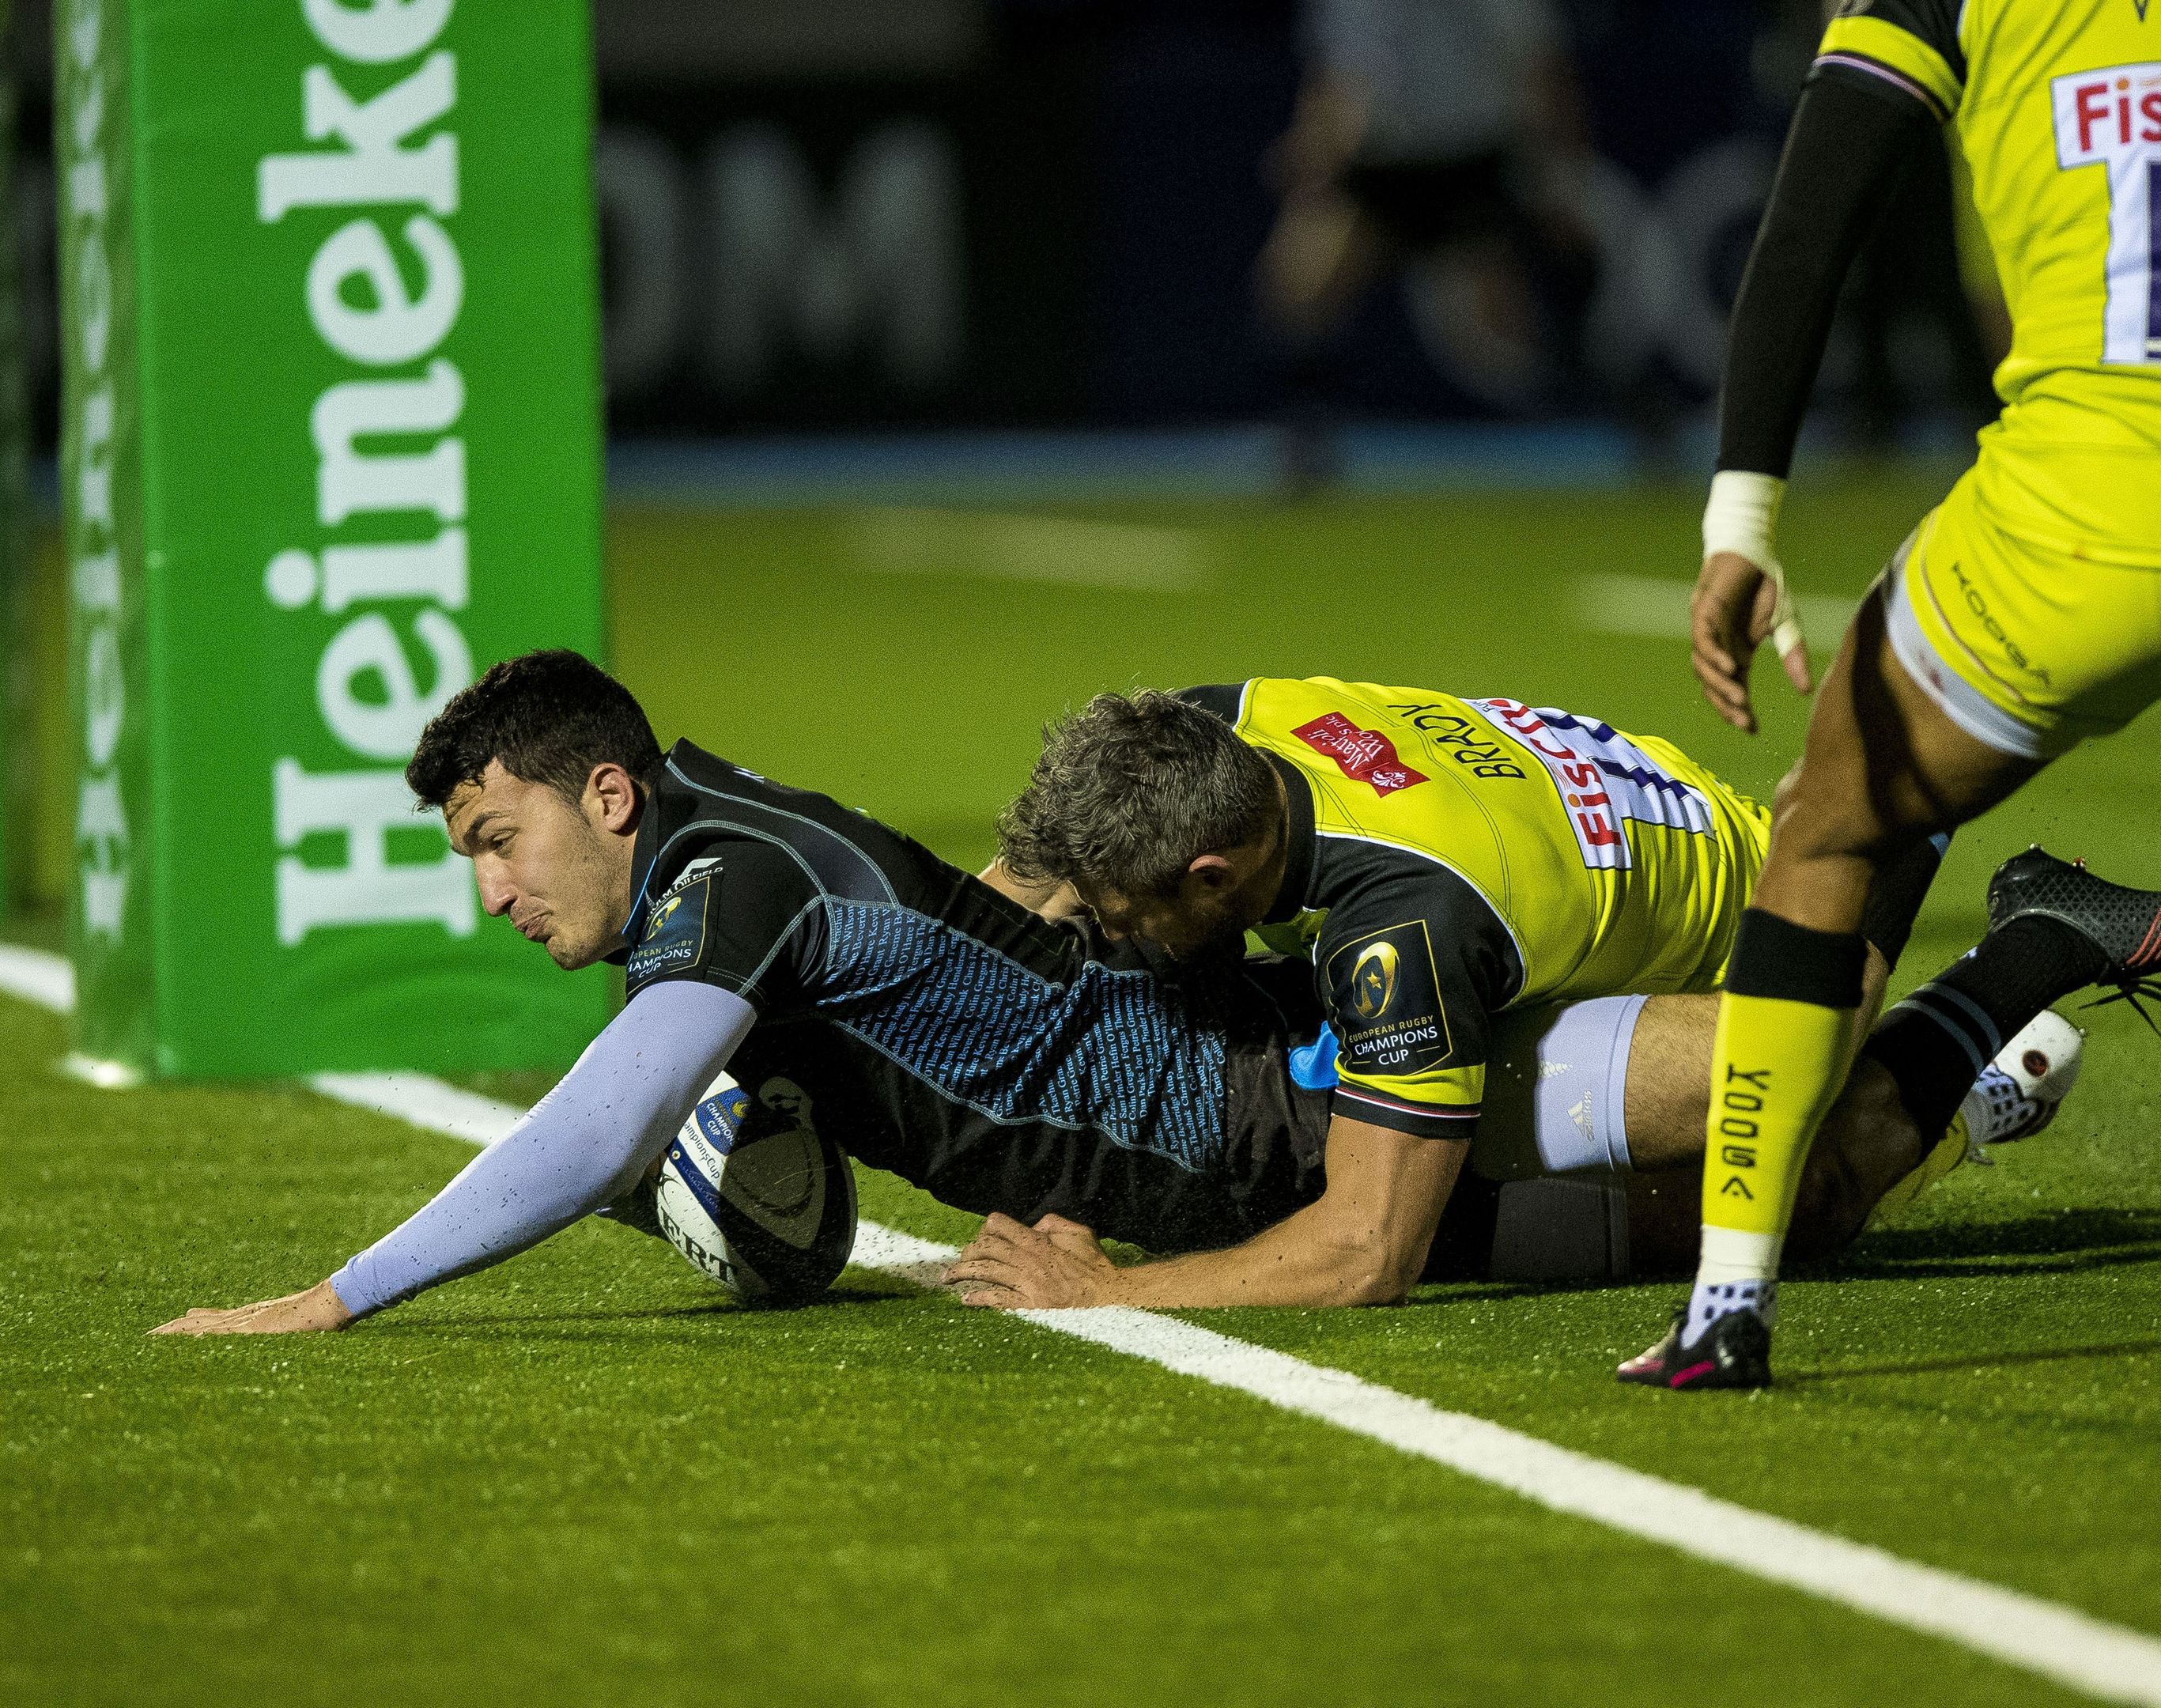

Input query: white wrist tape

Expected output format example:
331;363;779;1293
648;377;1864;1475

1702;469;1784;565
1702;470;1804;660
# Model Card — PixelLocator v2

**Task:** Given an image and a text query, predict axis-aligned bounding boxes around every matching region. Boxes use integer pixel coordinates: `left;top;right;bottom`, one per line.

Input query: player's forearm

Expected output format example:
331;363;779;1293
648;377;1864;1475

1718;74;1935;480
1098;1117;1469;1308
1103;1203;1424;1309
327;981;755;1319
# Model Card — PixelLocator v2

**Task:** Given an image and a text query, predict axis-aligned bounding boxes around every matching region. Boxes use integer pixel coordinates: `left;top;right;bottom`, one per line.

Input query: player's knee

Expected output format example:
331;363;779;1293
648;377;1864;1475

1772;761;1806;819
1775;758;1947;872
1772;758;1885;862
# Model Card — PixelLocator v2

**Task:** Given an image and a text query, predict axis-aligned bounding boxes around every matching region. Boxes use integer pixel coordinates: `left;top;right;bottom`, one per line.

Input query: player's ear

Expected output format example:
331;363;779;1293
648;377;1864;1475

585;761;642;835
1185;852;1237;893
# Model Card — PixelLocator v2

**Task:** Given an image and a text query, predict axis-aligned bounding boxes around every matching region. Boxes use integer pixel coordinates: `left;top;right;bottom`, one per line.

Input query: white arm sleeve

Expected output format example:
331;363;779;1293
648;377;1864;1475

328;981;757;1318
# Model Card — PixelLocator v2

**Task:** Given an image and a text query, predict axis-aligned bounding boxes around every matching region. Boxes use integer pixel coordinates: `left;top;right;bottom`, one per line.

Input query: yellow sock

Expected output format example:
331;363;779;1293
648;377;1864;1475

1694;990;1857;1326
1688;909;1869;1340
1865;1113;1971;1229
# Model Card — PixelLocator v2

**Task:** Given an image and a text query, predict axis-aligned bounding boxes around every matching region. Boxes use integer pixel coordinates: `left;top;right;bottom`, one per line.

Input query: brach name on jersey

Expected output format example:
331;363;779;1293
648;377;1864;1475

1468;699;1714;871
1385;703;1527;779
257;2;476;947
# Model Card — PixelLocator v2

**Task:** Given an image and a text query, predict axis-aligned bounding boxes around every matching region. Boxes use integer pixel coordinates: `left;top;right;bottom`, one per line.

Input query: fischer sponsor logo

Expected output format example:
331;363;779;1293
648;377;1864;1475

1468;697;1713;871
2057;62;2161;162
258;0;477;945
1292;713;1429;796
65;0;127;940
2051;61;2161;363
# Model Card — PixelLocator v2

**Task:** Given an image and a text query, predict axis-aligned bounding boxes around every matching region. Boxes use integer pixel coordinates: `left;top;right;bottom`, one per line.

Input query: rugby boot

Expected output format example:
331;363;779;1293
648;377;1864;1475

1958;1009;2084;1162
1986;848;2161;999
1616;1306;1772;1391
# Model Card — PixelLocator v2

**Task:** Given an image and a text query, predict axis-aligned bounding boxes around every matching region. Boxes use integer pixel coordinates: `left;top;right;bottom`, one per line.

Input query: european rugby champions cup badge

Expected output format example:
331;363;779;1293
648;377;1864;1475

1351;940;1398;1023
628;861;717;983
1328;924;1452;1075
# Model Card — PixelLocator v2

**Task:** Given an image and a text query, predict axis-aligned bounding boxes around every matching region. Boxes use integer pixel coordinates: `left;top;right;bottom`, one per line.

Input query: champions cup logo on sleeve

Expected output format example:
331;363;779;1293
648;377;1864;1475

1328;925;1451;1075
628;872;712;982
1350;940;1399;1022
1468;699;1714;871
1292;713;1430;796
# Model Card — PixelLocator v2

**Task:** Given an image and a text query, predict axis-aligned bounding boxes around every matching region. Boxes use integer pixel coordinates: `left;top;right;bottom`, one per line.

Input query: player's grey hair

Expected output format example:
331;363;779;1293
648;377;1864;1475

998;690;1279;897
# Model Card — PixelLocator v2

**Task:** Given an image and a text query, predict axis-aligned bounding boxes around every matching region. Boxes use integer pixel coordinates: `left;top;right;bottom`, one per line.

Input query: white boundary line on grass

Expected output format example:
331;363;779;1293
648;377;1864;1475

6;944;2159;1706
0;943;75;1012
1577;572;1855;652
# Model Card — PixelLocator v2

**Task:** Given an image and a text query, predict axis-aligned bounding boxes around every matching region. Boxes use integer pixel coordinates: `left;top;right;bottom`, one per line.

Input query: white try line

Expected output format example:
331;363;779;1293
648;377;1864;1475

849;508;1209;591
5;944;2159;1706
1577;571;1856;652
0;943;75;1012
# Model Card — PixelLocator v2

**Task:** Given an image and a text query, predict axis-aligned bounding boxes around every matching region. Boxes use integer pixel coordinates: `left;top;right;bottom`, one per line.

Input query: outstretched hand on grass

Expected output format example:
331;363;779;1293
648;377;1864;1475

151;1278;353;1336
946;1213;1117;1309
1692;548;1813;733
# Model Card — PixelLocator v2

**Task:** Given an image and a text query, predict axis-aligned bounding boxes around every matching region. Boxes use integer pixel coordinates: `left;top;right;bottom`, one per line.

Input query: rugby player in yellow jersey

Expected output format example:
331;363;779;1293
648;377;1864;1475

1643;0;2161;1387
950;677;2080;1311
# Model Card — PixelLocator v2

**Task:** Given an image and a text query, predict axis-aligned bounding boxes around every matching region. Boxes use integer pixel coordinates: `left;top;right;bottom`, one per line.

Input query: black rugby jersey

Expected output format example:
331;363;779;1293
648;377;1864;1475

610;741;1330;1254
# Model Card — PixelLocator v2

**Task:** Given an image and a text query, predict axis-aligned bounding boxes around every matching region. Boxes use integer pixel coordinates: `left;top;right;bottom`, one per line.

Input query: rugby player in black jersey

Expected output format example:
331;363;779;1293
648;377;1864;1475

154;653;2066;1336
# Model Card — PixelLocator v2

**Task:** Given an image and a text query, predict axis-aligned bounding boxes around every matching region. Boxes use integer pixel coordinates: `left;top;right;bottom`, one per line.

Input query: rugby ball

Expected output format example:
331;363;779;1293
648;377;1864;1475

652;1070;857;1304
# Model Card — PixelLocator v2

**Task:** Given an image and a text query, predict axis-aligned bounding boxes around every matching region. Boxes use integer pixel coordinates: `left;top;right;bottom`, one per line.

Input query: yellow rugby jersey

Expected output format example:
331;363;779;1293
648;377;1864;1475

1177;679;1768;1139
1818;0;2161;564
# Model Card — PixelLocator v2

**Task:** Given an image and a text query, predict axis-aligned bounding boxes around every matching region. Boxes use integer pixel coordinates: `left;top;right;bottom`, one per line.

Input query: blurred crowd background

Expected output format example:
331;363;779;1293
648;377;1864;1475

0;0;2014;922
3;0;2003;470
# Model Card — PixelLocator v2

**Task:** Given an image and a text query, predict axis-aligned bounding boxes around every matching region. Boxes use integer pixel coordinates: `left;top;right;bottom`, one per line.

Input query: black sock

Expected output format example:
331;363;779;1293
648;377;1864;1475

1861;916;2109;1137
1857;833;1948;973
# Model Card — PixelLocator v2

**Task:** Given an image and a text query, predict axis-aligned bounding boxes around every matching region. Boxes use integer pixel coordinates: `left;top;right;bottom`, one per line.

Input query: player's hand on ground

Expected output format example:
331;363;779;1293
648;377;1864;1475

945;1213;1117;1309
1691;550;1812;734
151;1278;353;1336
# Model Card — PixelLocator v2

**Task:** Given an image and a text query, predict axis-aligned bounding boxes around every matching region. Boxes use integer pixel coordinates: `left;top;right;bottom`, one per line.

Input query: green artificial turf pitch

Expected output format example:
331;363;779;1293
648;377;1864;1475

6;470;2161;1706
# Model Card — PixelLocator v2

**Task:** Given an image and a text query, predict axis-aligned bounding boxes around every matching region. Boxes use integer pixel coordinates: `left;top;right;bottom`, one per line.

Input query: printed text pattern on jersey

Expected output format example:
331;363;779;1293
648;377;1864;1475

818;901;1228;1171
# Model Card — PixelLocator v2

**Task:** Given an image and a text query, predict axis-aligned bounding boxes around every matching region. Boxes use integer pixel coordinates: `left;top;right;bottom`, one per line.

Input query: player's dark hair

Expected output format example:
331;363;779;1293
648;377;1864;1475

406;649;662;810
999;690;1278;897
